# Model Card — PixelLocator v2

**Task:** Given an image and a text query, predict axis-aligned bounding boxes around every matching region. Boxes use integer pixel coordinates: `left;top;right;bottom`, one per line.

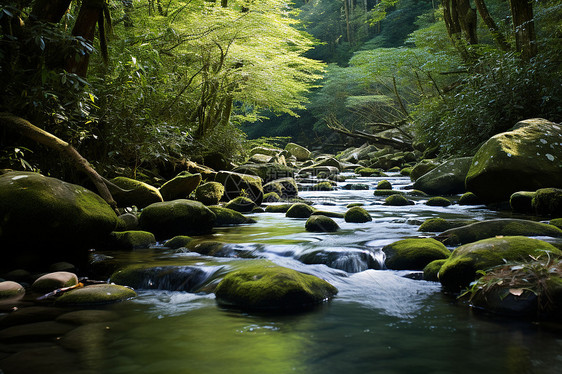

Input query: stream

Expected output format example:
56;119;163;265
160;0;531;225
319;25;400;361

43;173;562;373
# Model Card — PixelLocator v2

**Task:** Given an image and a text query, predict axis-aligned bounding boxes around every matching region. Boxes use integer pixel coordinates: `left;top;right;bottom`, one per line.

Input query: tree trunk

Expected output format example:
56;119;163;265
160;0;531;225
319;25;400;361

65;0;105;77
456;0;478;44
474;0;510;51
343;0;352;44
442;0;470;60
508;0;536;60
0;112;117;210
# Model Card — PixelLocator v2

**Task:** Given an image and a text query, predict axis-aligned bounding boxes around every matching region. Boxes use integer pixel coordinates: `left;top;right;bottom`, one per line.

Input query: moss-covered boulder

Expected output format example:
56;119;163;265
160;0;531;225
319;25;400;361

162;236;193;249
110;265;215;292
55;284;137;305
532;188;562;217
263;177;298;198
384;194;414;206
410;159;440;181
314;157;342;171
110;176;163;208
342;183;369;190
159;172;202;201
138;199;215;240
382;238;450;270
400;167;412;176
214;262;337;312
305;215;340;232
436;218;562;246
194;181;225;206
438;236;561;292
426;197;451;207
509;191;536;213
423;259;447;281
233;164;295;184
224;196;256;213
285;143;311;161
286;203;316;218
208;206;256;226
0;281;25;299
298;248;381;272
377;180;392;190
355;167;383;177
312;181;334;191
215;171;264;205
115;213;139;231
418;218;477;233
374;189;405;196
413;157;472;195
263;192;282;202
465;119;562;203
0;171;117;268
458;192;482;205
32;272;78;293
107;230;156;250
550;218;562;230
344;207;372;223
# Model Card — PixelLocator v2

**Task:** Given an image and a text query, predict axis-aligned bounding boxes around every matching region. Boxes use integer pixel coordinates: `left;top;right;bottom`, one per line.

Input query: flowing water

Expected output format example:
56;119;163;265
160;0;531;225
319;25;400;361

40;174;562;373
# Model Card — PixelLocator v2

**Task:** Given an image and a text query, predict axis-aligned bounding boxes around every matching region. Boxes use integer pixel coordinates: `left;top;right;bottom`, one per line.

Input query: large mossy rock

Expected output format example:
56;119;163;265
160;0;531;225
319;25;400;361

532;188;562;217
436;218;562;246
107;230;156;250
208;206;256;226
413;157;472;195
224;196;256;213
138;199;215;240
410;159;440;181
418;218;476;233
215;171;264;205
465;119;562;203
438;236;561;292
263;177;298;198
0;172;117;268
159;172;202;201
110;176;163;208
285;203;316;218
285;143;311;161
344;207;372;223
382;238;450;270
55;284;137;305
194;182;225;206
214;262;337;312
423;259;447;281
509;191;536;213
384;194;414;206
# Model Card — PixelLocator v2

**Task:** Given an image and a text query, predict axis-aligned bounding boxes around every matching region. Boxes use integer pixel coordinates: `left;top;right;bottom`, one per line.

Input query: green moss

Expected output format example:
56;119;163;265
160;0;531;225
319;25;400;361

384;194;413;206
313;181;334;191
459;192;482;205
426;197;451;207
423;259;447;281
382;238;450;270
344;207;372;223
55;284;137;305
194;182;225;206
510;191;536;213
374;189;404;196
410;159;439;181
110;231;156;250
286;203;316;218
208;206;256;226
377;180;392;190
436;218;562;246
355;167;383;177
438;236;561;292
550;218;562;230
305;215;340;232
407;190;428;197
110;176;163;208
214;262;338;311
163;236;193;249
263;192;282;202
342;183;369;190
532;188;562;217
346;203;364;208
225;196;256;213
400;167;412;176
265;204;294;213
159;172;202;201
418;218;476;233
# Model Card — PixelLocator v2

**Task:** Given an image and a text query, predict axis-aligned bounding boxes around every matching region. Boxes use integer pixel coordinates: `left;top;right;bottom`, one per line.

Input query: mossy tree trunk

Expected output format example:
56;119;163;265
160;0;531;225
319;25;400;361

508;0;537;61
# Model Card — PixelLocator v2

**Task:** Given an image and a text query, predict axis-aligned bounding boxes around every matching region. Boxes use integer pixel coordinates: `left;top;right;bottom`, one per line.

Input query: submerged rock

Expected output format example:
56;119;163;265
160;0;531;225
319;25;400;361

55;284;137;305
425;197;451;207
436;218;562;246
111;265;217;292
298;248;382;272
214;262;337;312
382;238;450;270
438;236;561;292
139;199;216;240
305;215;340;232
465;119;562;203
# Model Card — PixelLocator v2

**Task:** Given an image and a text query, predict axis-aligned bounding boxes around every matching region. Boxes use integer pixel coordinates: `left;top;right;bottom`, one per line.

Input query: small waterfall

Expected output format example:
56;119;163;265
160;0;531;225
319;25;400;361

296;247;385;273
116;265;222;292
